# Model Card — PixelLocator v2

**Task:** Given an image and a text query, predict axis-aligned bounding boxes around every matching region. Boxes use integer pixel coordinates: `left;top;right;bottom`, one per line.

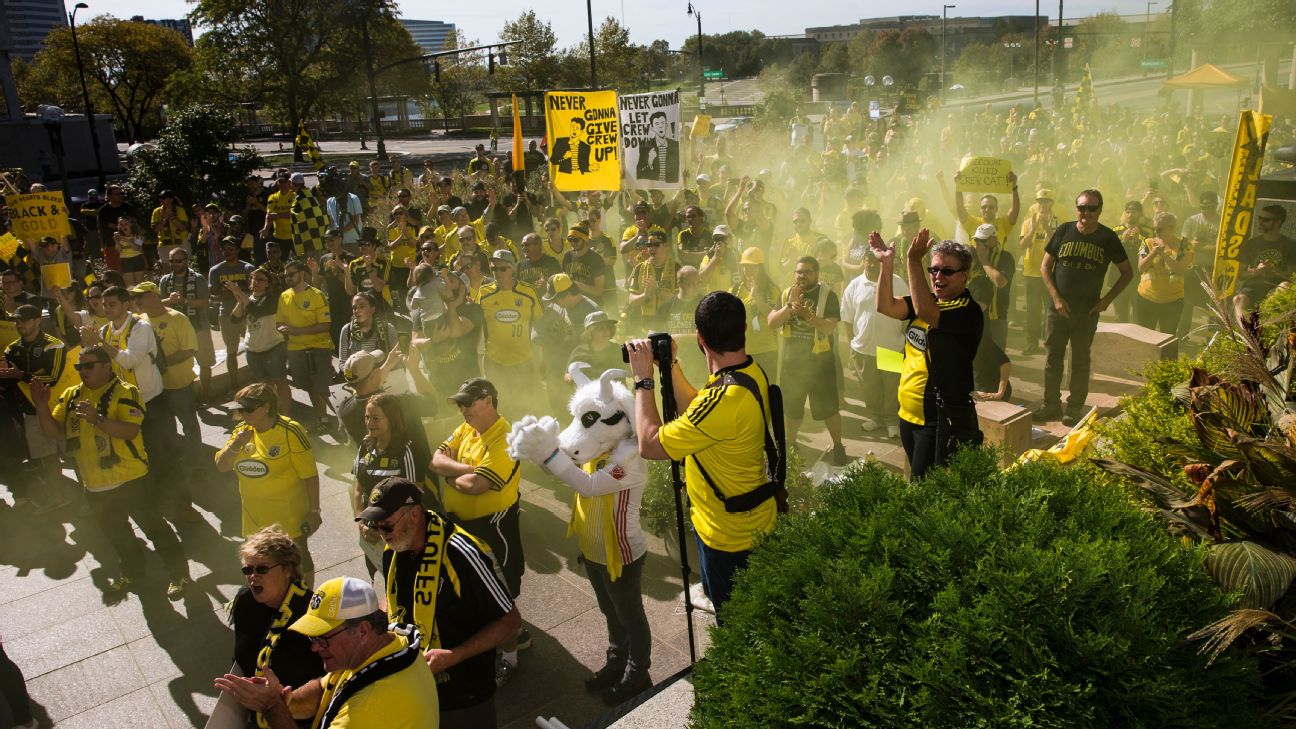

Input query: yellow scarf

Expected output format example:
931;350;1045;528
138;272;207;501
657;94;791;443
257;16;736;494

567;453;626;580
254;580;309;729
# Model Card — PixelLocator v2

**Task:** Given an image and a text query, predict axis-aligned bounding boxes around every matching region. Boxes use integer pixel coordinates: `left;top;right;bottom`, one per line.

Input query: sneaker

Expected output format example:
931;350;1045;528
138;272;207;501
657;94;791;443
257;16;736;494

13;719;38;729
603;671;652;706
515;627;533;651
829;444;851;467
585;663;627;693
166;577;192;600
1034;402;1063;421
1061;408;1085;427
858;416;881;433
309;420;333;437
886;425;900;439
494;654;516;687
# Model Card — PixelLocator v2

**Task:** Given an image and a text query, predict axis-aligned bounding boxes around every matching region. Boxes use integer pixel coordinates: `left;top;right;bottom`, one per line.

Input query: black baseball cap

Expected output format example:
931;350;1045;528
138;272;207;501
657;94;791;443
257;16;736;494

355;477;423;522
14;304;42;321
448;377;497;407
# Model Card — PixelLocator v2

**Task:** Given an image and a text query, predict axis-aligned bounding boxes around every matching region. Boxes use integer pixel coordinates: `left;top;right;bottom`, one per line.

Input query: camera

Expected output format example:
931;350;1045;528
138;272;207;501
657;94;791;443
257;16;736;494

621;332;673;367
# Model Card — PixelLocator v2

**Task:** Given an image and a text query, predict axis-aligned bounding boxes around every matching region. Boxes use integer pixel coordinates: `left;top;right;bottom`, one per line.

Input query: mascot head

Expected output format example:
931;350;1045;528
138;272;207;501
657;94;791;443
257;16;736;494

560;362;634;465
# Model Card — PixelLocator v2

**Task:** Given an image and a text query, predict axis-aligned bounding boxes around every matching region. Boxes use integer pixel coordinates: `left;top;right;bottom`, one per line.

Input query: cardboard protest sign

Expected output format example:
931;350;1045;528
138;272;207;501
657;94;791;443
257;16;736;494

8;192;71;242
619;91;682;189
956;157;1014;194
690;115;712;139
546;90;621;192
0;233;20;262
40;261;72;291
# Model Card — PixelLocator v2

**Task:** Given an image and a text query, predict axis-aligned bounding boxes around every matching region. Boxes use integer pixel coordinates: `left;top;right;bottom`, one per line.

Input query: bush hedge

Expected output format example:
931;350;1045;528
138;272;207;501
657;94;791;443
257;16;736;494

691;449;1266;728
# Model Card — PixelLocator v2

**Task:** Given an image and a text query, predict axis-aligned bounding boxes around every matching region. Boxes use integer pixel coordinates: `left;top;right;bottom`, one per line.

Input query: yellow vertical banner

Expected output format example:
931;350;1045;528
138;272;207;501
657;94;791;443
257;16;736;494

511;93;525;173
8;192;72;242
1212;110;1272;299
546;90;621;192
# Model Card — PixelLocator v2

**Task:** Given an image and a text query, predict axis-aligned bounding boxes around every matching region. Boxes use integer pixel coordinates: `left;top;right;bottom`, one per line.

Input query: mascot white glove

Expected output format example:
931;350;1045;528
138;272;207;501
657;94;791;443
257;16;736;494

507;414;562;465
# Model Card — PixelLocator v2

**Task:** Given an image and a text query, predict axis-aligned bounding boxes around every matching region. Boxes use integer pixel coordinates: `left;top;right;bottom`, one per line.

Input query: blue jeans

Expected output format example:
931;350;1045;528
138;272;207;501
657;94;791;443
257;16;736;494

583;554;652;674
695;534;751;624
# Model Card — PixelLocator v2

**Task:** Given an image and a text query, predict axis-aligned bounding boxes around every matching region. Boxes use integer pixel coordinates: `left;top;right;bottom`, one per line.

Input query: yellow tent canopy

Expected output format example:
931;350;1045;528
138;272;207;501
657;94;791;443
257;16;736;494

1162;63;1248;89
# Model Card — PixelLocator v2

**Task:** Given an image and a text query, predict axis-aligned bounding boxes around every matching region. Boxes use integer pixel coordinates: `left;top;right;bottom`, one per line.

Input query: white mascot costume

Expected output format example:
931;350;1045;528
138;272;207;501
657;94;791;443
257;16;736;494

507;363;655;696
507;363;648;575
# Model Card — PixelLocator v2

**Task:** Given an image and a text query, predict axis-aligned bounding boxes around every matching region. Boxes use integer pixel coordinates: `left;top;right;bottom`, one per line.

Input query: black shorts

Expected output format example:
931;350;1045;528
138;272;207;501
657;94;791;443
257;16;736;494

458;501;524;599
780;352;841;421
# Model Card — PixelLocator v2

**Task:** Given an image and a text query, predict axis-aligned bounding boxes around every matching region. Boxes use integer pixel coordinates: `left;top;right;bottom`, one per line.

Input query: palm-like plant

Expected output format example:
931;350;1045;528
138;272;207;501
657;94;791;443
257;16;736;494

1093;278;1296;720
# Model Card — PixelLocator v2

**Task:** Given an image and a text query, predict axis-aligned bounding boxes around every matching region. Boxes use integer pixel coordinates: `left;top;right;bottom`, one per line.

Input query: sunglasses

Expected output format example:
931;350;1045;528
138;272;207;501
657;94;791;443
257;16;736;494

647;242;664;248
1076;205;1101;213
240;564;279;576
928;266;966;276
73;361;109;371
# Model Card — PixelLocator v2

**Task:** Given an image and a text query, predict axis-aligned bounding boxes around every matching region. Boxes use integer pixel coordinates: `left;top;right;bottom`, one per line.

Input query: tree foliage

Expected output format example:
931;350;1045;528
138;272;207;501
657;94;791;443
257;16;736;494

15;16;194;142
425;30;487;130
498;11;560;92
127;104;262;213
849;28;937;88
558;17;657;92
187;0;400;128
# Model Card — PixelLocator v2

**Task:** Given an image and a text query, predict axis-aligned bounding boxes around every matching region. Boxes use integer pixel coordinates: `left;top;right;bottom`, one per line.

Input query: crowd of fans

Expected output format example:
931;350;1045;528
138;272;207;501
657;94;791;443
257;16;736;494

0;91;1292;727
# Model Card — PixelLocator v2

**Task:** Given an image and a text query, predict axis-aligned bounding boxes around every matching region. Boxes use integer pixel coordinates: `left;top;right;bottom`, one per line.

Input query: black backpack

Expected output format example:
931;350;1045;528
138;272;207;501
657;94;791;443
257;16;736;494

689;366;788;514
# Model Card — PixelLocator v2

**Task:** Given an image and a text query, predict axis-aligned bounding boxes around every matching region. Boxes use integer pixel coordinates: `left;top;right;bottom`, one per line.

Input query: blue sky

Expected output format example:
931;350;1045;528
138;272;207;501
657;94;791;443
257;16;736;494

90;1;1165;48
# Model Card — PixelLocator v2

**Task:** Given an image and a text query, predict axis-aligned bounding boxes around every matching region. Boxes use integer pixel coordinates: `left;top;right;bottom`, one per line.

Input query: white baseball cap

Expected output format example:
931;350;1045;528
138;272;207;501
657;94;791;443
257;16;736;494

973;223;998;241
289;577;381;637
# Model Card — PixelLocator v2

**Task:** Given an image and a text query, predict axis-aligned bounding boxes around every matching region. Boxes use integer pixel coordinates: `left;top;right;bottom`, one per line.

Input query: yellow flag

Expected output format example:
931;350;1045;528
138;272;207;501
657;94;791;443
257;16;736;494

546;90;621;192
1211;110;1272;299
511;93;525;173
296;122;325;172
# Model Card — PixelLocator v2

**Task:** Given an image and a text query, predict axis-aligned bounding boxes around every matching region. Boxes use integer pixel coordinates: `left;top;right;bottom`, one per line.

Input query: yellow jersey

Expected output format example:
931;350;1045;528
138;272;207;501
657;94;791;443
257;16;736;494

276;286;332;351
224;416;316;538
477;280;540;366
958;212;1014;248
52;379;149;491
309;633;438;729
438;416;520;520
143;308;197;391
150;206;190;246
387;224;418;269
266;190;294;240
659;357;776;552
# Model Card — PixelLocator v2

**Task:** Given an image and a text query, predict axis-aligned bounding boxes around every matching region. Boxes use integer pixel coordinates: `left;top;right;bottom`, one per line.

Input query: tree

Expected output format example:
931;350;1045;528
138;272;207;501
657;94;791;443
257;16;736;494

816;43;851;76
498;11;560;91
15;17;194;141
127;104;263;213
559;17;647;91
426;30;487;130
855;28;936;89
188;0;398;144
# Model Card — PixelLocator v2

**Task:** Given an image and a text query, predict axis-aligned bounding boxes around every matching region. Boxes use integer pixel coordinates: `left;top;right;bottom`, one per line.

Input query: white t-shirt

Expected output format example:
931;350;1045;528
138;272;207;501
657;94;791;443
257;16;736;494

839;270;909;357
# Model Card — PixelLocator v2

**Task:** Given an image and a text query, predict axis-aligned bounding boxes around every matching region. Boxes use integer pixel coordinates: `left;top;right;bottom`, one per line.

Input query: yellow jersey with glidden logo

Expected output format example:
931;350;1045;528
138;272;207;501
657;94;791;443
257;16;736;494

225;416;317;538
478;280;540;366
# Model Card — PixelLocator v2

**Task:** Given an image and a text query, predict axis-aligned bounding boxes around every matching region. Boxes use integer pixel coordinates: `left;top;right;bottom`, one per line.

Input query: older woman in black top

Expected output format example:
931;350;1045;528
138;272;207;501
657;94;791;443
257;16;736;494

873;230;984;479
219;526;324;728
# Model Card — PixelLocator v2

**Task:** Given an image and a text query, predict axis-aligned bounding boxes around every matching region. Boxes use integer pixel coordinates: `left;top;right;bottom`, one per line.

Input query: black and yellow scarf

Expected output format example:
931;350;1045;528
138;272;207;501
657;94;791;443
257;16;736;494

312;625;422;729
254;580;309;729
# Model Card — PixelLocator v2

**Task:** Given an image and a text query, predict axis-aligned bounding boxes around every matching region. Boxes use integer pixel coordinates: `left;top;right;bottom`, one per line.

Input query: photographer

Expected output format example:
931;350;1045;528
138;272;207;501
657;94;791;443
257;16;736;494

627;292;778;620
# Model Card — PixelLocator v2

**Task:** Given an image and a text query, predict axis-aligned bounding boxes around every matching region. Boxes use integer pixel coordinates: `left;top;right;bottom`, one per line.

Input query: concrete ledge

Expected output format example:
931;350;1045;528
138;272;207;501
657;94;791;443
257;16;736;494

976;400;1034;466
1092;322;1177;378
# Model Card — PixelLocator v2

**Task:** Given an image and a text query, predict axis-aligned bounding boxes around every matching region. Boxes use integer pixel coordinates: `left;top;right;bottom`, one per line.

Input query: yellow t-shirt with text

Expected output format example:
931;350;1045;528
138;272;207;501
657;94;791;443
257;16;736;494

224;417;316;538
144;308;197;390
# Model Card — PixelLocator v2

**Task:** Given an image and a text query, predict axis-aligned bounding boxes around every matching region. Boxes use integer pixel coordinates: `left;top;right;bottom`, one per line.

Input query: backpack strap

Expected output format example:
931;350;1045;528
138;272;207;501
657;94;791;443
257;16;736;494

689;363;788;514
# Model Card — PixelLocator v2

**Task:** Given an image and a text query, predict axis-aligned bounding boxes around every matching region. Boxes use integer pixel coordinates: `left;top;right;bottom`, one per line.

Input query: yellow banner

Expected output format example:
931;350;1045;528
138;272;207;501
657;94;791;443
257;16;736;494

1211;110;1272;299
8;192;72;242
545;90;621;192
690;114;712;139
956;157;1014;194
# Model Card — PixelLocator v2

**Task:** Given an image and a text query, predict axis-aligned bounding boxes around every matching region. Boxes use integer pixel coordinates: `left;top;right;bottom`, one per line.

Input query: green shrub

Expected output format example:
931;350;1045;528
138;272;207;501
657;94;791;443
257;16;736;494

1093;357;1199;489
691;449;1266;728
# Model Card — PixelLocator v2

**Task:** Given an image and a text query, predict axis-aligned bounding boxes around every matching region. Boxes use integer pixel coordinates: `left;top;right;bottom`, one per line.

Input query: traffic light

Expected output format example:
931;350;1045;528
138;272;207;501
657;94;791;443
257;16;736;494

434;60;440;83
489;52;495;74
498;50;508;66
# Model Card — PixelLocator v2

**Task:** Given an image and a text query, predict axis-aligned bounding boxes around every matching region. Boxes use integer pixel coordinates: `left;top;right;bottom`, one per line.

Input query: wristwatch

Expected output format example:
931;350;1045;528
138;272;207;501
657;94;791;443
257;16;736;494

634;378;655;391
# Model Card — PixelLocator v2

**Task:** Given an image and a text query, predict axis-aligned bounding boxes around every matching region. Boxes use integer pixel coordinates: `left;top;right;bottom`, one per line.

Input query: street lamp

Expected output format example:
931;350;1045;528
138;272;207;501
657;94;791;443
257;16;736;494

941;5;956;101
1143;0;1157;61
1004;41;1022;88
68;2;105;189
586;0;598;88
687;3;704;105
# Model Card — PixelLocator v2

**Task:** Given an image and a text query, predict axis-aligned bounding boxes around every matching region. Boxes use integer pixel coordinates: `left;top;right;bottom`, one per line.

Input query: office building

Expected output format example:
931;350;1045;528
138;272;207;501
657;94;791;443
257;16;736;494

400;18;456;55
2;0;67;60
